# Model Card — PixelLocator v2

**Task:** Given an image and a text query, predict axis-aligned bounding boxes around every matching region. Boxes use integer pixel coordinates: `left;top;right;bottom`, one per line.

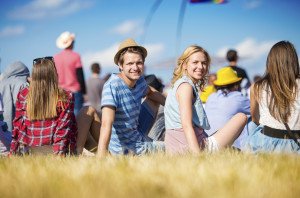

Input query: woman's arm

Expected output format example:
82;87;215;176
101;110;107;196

177;83;201;154
250;84;260;125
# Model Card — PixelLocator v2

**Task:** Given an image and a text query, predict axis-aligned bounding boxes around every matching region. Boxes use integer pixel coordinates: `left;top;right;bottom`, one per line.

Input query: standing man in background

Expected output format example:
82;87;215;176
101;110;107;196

54;31;86;115
226;49;251;95
86;62;104;113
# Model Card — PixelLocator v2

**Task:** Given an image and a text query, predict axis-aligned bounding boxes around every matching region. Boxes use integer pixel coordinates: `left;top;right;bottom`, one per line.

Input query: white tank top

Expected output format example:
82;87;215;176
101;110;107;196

259;79;300;130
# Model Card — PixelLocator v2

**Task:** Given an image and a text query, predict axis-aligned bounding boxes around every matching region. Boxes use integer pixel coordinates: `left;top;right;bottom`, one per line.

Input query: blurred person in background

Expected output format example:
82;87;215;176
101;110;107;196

0;93;11;156
76;72;111;156
226;49;251;96
86;62;105;113
0;61;30;132
200;73;216;105
139;74;166;141
54;31;86;115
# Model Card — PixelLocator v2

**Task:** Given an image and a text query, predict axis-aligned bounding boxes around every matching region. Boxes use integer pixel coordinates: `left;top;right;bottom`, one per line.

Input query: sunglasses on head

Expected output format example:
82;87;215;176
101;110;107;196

33;56;54;64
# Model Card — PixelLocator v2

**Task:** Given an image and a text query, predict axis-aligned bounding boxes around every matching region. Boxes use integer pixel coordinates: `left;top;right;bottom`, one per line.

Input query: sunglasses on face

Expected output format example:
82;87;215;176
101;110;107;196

33;56;54;65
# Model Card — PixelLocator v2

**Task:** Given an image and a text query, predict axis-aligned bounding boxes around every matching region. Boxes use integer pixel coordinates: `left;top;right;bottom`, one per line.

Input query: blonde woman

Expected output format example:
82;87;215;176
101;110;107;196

246;41;300;153
10;57;77;155
164;45;247;154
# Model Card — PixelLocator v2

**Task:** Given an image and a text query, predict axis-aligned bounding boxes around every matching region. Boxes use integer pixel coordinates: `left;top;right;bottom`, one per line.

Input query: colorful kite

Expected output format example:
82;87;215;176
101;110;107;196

190;0;227;4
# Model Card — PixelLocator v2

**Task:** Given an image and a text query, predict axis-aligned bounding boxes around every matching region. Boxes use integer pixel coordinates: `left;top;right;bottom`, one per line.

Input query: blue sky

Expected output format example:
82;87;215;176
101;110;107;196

1;0;300;84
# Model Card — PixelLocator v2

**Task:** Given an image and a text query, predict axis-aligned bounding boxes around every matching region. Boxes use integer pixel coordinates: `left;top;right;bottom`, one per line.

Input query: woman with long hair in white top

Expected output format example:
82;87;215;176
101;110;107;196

246;40;300;153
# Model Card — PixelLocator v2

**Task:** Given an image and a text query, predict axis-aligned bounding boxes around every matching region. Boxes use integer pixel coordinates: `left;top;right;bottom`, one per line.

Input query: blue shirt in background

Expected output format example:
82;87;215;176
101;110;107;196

205;90;250;149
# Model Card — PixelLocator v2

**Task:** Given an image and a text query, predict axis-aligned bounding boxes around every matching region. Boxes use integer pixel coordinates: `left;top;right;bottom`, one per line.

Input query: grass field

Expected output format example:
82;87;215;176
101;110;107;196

0;150;299;198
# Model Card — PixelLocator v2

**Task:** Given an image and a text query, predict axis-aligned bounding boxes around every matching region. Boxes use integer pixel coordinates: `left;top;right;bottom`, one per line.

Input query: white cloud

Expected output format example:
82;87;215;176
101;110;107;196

244;0;262;9
82;42;165;70
82;43;118;70
144;43;165;63
7;0;93;20
111;20;143;37
216;38;274;61
215;38;275;80
0;25;25;37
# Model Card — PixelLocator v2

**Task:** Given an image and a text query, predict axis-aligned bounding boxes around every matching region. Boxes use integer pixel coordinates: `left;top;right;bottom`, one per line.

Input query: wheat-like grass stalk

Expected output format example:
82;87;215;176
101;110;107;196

0;150;299;198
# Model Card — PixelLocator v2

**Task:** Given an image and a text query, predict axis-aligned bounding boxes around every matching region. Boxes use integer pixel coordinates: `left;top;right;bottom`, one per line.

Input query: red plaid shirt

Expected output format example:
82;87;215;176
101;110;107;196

10;86;77;155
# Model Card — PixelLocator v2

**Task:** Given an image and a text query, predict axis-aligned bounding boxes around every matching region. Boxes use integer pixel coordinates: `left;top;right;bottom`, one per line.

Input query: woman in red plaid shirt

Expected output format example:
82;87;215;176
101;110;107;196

10;57;77;155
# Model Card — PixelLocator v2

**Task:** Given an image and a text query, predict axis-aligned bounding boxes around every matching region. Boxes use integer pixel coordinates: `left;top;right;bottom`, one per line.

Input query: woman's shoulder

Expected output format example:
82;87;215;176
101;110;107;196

174;76;193;88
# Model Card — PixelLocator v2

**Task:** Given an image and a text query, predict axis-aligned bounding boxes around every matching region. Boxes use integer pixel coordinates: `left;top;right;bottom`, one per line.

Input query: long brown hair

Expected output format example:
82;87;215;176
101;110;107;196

254;40;300;123
171;45;211;91
27;58;66;120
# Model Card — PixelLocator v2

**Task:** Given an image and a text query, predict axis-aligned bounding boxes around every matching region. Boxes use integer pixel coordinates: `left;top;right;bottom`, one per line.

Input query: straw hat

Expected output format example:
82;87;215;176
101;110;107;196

213;67;242;86
56;31;75;49
114;38;147;65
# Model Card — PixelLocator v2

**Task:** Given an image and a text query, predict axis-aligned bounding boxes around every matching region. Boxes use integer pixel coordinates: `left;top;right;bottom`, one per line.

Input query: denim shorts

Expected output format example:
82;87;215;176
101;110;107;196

243;125;300;154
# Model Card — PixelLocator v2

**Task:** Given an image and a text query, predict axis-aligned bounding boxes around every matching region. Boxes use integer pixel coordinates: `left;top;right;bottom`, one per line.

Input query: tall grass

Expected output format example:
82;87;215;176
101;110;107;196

0;150;299;198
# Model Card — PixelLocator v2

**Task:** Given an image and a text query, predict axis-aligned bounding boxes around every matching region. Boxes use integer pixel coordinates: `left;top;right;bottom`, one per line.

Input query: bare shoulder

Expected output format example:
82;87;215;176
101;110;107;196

176;82;194;101
177;82;193;93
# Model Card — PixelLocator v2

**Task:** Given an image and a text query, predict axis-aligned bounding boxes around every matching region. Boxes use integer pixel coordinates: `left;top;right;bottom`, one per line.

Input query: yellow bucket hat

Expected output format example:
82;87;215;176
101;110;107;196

213;67;242;86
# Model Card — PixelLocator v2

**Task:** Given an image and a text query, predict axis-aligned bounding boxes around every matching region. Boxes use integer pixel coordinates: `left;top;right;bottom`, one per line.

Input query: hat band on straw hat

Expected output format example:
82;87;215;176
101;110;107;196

114;38;147;65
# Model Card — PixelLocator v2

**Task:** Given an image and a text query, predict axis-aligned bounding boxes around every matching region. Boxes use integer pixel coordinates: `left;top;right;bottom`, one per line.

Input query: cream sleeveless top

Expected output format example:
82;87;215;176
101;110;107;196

259;79;300;130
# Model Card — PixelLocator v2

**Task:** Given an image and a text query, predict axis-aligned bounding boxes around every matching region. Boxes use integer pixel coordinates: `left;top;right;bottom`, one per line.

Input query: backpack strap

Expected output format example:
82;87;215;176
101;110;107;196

284;123;300;148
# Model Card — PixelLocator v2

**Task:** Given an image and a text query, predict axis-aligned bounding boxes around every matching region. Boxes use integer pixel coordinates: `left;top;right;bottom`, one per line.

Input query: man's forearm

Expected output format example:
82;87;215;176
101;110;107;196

97;126;112;156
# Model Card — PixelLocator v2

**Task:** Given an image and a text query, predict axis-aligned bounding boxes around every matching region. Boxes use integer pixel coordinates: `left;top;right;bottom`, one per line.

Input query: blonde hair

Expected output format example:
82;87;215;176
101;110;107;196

171;45;211;91
27;59;66;120
254;41;300;123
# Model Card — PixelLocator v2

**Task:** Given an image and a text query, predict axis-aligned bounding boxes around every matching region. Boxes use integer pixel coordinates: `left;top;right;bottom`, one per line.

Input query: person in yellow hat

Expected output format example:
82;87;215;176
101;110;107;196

200;73;216;104
205;67;251;150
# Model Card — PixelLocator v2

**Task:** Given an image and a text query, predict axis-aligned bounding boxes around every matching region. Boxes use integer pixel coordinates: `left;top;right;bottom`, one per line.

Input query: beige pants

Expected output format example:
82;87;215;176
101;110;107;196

29;145;53;155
